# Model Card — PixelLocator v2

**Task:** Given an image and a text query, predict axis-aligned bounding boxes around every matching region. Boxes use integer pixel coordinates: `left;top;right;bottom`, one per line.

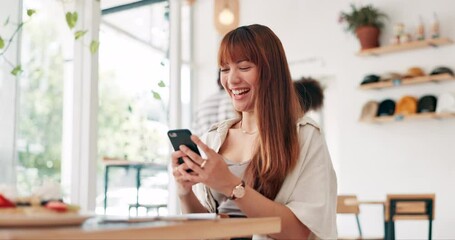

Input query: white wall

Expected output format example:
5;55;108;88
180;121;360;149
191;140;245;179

192;0;455;238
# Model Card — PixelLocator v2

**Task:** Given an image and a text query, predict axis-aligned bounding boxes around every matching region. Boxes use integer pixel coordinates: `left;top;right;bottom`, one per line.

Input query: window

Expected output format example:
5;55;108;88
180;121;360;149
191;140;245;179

97;1;189;215
1;0;191;212
16;0;73;196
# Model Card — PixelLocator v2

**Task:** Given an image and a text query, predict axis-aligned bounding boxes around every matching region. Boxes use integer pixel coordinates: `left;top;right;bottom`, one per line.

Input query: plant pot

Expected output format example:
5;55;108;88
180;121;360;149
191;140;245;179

356;26;380;50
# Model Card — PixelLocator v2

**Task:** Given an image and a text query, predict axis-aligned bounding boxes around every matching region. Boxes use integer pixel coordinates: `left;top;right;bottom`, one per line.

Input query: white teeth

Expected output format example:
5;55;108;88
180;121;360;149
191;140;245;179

232;89;249;95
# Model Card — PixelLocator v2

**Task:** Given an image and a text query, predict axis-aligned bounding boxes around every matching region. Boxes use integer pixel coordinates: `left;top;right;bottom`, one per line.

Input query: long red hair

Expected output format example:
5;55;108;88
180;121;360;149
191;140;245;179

218;24;301;199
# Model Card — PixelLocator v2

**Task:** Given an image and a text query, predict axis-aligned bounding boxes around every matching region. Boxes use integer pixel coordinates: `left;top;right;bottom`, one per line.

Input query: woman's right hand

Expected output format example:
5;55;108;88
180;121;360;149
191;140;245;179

171;150;198;196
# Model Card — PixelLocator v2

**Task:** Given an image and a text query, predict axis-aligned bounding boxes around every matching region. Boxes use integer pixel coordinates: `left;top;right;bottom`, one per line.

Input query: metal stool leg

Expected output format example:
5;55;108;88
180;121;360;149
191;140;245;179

428;200;433;240
391;220;395;240
355;215;363;237
103;166;110;215
384;221;389;240
135;166;141;216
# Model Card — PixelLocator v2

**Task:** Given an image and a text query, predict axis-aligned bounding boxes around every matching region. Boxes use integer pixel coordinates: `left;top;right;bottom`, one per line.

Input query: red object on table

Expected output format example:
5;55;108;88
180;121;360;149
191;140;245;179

45;201;68;212
0;194;16;208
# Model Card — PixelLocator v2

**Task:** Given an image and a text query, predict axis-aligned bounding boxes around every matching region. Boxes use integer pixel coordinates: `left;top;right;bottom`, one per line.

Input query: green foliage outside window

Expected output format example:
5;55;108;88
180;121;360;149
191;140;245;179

15;4;66;193
4;0;167;195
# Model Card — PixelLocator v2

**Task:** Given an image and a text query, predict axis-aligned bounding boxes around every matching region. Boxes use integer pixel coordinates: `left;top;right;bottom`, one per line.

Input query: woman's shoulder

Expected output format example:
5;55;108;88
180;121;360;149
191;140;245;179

201;117;240;144
296;116;321;132
206;117;240;133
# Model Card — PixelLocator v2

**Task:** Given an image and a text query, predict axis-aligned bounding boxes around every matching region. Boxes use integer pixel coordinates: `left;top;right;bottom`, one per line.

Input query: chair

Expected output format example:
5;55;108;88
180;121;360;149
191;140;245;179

384;194;435;240
102;157;168;216
128;203;167;216
337;195;384;240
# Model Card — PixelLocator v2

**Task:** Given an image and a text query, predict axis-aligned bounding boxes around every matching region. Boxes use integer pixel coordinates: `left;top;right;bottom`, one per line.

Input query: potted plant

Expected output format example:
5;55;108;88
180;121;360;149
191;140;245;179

339;4;388;50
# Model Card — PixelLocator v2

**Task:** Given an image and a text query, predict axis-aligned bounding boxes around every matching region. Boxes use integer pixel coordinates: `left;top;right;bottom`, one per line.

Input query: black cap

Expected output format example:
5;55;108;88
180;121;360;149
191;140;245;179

417;95;437;113
377;99;396;116
361;74;380;85
430;66;454;76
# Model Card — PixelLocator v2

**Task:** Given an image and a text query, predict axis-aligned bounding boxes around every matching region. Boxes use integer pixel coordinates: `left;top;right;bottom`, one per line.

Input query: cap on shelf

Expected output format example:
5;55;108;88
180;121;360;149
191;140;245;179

436;93;455;113
396;96;418;115
377;99;396;116
379;72;402;82
430;66;454;76
417;95;438;113
360;100;379;120
361;74;380;85
403;67;425;78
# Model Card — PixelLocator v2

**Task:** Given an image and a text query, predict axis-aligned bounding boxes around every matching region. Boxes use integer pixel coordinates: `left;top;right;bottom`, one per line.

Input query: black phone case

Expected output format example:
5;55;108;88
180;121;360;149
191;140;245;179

168;129;200;171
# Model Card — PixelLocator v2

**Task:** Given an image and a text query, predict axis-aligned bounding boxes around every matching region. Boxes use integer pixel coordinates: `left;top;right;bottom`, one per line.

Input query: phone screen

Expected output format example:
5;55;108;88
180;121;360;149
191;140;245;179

168;129;200;171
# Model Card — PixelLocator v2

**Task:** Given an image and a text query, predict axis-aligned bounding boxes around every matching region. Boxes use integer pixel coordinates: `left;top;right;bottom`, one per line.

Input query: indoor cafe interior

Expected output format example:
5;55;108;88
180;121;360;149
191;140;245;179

0;0;454;239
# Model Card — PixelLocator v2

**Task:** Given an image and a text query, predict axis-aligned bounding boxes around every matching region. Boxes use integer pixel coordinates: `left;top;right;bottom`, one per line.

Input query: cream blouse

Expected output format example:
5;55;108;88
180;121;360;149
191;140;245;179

193;116;338;239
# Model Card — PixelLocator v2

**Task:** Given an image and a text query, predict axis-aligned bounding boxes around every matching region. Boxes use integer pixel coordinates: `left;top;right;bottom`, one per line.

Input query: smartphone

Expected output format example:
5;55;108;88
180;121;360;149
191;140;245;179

168;129;201;171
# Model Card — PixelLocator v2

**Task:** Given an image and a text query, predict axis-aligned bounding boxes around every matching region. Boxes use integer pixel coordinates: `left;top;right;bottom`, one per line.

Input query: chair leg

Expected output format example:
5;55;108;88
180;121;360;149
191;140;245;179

104;166;110;215
429;220;432;240
355;215;363;237
384;221;389;240
385;220;395;240
391;221;395;240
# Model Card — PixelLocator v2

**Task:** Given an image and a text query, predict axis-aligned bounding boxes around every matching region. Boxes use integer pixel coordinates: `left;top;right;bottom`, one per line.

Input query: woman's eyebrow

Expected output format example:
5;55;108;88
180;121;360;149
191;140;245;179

236;60;249;64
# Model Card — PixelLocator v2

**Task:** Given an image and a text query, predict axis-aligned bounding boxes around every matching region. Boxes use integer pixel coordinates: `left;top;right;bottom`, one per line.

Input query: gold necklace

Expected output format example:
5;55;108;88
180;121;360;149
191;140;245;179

240;120;258;135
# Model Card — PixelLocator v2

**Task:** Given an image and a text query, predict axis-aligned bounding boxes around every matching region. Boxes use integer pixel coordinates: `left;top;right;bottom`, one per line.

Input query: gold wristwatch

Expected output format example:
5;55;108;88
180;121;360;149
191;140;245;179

228;180;246;200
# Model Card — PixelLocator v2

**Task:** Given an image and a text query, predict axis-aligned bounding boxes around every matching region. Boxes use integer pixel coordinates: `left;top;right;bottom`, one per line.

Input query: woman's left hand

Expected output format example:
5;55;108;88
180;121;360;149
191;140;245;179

178;135;241;197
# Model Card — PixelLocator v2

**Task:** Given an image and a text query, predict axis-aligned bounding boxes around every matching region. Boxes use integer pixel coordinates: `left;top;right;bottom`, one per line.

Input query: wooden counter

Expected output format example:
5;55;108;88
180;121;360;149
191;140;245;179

0;217;281;240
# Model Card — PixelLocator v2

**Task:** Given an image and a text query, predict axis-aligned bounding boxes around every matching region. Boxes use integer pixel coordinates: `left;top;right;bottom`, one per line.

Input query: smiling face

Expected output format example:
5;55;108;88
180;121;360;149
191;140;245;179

220;60;259;113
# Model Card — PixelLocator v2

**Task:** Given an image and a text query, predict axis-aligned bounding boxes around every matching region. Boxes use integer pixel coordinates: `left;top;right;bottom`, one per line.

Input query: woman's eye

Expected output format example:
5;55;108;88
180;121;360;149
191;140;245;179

220;68;230;72
239;67;251;71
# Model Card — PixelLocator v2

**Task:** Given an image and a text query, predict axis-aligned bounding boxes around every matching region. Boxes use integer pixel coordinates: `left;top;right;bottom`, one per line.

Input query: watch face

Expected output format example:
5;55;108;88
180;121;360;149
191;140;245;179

233;185;245;199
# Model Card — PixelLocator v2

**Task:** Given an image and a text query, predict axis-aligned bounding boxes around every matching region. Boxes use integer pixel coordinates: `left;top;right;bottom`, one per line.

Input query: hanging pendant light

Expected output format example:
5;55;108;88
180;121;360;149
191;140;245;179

218;7;234;25
214;0;239;36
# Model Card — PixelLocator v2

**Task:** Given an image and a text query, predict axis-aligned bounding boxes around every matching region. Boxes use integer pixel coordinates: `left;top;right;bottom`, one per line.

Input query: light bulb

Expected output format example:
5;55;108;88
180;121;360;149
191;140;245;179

218;8;234;26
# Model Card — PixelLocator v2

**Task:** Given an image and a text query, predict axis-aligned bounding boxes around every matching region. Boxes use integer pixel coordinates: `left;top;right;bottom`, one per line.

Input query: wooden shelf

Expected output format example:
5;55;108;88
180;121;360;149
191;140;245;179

359;73;455;90
357;37;453;57
360;112;455;124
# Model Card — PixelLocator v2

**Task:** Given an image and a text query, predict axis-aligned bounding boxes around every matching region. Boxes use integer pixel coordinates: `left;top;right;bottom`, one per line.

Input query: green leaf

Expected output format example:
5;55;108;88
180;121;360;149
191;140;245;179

90;40;99;54
11;65;23;76
74;30;87;40
152;91;161;100
0;36;4;49
27;9;36;17
65;12;78;29
158;81;165;87
339;4;387;34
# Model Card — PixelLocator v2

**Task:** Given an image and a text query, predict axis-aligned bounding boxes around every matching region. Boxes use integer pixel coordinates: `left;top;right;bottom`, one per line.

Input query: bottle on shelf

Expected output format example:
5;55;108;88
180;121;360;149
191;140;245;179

391;23;404;44
431;12;440;39
416;15;425;41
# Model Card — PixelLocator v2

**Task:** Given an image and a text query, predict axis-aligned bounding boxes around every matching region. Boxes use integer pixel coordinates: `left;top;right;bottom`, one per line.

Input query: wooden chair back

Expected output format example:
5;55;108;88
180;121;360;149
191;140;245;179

337;195;360;214
385;194;435;221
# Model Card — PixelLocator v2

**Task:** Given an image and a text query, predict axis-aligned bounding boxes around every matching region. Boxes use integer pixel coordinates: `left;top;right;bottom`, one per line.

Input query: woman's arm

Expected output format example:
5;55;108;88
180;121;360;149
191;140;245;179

178;190;209;214
171;151;209;214
221;179;311;239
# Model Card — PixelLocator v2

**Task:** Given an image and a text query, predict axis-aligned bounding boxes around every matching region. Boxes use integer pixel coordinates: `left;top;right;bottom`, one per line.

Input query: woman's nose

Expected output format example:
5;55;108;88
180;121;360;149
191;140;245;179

227;69;241;84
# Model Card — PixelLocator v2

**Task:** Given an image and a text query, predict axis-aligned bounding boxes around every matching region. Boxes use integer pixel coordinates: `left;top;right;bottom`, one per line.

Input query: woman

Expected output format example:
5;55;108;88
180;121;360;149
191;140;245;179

172;24;337;239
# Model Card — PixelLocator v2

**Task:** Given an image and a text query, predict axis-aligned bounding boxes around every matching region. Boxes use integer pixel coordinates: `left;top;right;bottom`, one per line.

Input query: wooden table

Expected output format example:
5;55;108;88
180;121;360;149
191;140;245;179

0;217;281;240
